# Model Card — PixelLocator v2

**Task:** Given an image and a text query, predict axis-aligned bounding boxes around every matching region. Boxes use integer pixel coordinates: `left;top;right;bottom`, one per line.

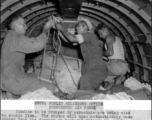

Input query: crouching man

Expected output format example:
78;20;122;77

55;17;108;91
1;16;57;96
97;23;129;88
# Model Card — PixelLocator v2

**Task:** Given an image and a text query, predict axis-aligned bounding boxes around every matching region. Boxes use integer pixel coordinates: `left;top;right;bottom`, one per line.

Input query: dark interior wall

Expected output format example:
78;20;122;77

0;0;151;83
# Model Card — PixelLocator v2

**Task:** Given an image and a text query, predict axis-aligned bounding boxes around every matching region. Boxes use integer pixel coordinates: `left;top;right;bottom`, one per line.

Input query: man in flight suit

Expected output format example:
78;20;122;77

1;16;57;96
55;17;108;91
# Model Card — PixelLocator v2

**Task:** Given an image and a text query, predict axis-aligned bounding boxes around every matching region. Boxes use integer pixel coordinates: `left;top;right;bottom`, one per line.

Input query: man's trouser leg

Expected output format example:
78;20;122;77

79;66;108;90
2;73;57;95
105;60;129;84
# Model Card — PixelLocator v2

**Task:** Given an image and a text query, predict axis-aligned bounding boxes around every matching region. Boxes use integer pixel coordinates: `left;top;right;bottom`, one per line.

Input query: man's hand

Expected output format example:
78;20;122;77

55;23;63;31
43;20;54;34
44;20;54;31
